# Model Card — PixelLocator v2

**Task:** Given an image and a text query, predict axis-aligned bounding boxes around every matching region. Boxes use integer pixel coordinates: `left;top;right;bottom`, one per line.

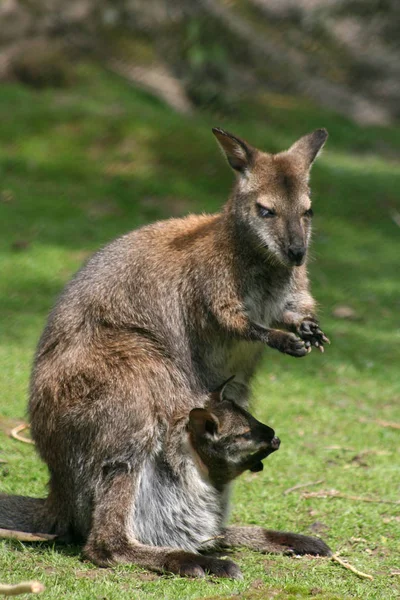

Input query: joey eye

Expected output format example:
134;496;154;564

257;204;276;218
234;431;252;442
304;208;314;218
205;419;218;436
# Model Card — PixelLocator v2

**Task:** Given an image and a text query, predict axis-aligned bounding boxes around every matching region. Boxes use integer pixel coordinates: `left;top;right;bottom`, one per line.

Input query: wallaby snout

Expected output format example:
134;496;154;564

250;421;276;448
270;436;280;450
287;245;306;266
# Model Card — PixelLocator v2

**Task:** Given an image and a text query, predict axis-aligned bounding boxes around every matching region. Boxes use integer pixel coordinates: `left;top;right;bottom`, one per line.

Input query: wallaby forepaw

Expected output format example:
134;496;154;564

298;320;330;352
268;331;308;358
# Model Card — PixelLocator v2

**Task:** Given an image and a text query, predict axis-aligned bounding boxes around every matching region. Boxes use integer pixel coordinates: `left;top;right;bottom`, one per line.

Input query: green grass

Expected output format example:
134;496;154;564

0;64;399;599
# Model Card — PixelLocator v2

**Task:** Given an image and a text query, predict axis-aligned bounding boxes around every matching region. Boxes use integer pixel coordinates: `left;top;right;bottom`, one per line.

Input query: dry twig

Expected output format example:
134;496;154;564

324;445;355;452
0;581;44;596
331;554;373;580
283;479;324;495
359;417;400;430
0;528;56;542
10;424;34;445
301;489;400;505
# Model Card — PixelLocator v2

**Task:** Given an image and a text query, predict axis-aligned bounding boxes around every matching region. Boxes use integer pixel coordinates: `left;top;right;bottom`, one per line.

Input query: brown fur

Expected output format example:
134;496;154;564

0;128;330;577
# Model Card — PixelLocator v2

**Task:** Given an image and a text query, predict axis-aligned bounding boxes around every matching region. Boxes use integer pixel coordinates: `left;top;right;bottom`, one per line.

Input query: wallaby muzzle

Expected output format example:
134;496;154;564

246;423;281;473
288;245;306;266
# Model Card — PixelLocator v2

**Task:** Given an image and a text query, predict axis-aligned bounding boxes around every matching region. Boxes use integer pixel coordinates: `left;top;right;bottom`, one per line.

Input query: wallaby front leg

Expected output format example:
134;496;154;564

213;299;308;358
83;465;242;579
221;526;331;556
246;322;308;358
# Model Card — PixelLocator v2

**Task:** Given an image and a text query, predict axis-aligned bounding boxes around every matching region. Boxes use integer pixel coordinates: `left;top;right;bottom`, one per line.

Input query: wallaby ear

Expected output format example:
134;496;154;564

209;375;235;404
288;128;328;168
189;408;220;437
212;128;255;174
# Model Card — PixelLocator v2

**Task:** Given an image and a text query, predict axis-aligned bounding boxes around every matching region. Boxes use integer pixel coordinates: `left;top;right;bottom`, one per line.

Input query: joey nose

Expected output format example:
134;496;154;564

288;245;306;265
259;424;275;445
271;436;280;450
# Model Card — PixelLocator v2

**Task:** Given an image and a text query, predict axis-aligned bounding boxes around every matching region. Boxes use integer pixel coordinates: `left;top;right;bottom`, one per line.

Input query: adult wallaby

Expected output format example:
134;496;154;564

0;127;331;575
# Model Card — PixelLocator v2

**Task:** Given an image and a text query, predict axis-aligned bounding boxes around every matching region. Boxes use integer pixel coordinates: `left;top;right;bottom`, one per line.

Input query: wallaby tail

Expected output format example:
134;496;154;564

0;494;54;535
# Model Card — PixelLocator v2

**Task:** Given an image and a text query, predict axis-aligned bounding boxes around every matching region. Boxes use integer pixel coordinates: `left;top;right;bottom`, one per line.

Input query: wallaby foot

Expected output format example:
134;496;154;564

85;464;242;579
84;538;242;579
221;526;331;557
162;551;242;579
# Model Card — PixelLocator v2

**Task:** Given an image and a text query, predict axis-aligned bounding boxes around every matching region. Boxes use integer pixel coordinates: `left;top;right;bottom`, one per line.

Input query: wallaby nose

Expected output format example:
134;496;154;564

288;245;306;265
259;424;275;445
271;436;280;450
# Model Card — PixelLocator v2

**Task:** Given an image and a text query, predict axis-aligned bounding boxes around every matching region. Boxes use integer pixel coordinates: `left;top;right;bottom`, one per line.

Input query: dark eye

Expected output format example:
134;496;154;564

234;431;252;441
257;204;276;218
304;208;314;218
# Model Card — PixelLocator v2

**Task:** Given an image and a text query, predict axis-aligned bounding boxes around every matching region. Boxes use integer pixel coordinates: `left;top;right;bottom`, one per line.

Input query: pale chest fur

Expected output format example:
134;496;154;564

130;457;230;553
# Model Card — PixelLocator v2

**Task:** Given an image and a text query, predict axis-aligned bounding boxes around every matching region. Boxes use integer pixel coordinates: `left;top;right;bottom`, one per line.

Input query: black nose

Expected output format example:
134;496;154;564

288;245;306;265
271;436;280;450
261;424;275;443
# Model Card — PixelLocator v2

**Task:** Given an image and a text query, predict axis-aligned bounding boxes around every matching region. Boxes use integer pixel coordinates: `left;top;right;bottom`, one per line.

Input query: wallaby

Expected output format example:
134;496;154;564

0;127;331;576
1;384;330;578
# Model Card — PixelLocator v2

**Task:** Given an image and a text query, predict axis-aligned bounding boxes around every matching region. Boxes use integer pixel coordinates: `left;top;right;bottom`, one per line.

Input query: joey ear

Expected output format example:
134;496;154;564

288;128;328;168
209;374;235;404
212;127;254;174
189;408;220;437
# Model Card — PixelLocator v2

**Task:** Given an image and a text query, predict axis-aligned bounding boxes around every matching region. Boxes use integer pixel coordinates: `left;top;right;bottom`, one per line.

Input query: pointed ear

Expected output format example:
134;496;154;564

212;128;255;174
288;128;328;168
189;408;220;437
209;375;235;404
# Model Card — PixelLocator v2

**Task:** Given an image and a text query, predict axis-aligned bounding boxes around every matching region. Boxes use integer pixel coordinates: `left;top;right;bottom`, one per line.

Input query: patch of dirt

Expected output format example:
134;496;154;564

11;239;31;251
332;305;359;320
86;200;122;219
309;521;329;535
140;195;193;217
249;578;264;590
132;571;158;582
43;567;59;575
74;568;109;580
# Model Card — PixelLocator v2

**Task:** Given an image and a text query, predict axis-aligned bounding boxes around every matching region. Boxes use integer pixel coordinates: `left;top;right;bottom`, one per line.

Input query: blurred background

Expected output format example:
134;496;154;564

0;0;399;124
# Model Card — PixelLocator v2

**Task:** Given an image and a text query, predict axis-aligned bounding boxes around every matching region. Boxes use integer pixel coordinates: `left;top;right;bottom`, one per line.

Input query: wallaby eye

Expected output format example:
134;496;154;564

205;419;218;436
233;431;252;442
304;208;314;218
257;204;276;218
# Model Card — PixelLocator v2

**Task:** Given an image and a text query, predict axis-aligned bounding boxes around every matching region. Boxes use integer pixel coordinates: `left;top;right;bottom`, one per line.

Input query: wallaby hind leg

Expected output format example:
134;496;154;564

83;465;242;579
221;526;331;557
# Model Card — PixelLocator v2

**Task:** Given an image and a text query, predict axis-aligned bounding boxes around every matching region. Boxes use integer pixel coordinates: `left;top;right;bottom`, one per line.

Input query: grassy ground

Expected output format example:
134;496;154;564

0;65;399;599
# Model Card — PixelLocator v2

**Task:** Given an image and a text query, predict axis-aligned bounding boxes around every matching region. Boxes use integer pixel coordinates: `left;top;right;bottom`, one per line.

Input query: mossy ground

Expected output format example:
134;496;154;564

0;65;399;599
